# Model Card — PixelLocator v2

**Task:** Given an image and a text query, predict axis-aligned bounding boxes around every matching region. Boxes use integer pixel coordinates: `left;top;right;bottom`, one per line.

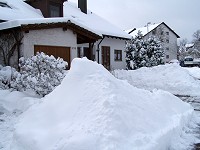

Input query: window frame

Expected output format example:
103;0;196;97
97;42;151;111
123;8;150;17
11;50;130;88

114;50;122;61
49;2;62;17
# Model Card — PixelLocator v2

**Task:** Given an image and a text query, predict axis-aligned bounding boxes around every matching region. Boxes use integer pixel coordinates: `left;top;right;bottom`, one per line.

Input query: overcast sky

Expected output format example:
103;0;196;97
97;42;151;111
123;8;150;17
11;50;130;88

69;0;199;43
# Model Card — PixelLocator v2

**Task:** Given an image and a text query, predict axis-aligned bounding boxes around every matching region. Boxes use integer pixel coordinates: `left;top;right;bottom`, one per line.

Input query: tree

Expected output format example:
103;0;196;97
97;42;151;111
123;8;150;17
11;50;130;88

0;29;23;68
125;31;146;70
178;38;188;60
146;36;164;67
193;29;200;42
125;31;164;70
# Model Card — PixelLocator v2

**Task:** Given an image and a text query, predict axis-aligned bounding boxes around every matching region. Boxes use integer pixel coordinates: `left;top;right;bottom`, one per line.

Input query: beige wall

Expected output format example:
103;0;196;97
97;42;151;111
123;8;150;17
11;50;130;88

21;28;77;63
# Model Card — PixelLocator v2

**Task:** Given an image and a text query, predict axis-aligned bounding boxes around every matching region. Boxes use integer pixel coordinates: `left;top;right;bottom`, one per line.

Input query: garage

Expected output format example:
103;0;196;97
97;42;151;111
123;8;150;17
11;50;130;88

34;45;70;69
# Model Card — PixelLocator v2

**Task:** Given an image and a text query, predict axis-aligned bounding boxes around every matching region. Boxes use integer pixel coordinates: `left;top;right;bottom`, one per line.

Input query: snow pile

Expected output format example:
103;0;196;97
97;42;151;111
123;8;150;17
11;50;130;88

113;64;200;96
11;58;193;150
184;67;200;80
0;90;39;114
0;90;39;150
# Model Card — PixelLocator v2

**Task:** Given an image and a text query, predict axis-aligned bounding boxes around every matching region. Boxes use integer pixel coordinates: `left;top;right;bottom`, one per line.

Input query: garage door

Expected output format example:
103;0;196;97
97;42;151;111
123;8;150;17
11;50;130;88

34;45;70;69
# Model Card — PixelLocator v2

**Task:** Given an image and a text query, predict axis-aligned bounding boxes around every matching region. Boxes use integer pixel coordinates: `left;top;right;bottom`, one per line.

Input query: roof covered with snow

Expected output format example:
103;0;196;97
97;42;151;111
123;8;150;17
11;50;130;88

126;23;161;37
127;22;180;38
0;17;102;38
63;2;131;40
0;0;43;21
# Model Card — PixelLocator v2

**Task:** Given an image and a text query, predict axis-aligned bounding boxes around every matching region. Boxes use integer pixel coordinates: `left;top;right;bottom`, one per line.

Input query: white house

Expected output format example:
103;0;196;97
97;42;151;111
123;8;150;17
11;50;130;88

127;22;180;63
63;1;131;70
0;0;101;68
0;0;131;70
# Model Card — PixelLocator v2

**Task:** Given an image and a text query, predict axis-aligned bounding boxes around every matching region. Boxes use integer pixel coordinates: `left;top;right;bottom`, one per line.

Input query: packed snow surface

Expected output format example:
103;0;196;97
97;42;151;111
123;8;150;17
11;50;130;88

113;64;200;96
184;67;200;80
0;90;39;150
11;58;192;150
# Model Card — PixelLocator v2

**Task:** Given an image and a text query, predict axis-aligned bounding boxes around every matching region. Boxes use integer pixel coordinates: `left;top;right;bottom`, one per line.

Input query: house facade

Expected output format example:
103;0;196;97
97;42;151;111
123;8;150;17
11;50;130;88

128;22;180;63
64;1;131;70
0;0;131;70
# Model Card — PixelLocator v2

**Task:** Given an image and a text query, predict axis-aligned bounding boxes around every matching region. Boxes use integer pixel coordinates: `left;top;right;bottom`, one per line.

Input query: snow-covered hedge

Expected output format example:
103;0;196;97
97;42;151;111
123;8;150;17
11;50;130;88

0;52;68;96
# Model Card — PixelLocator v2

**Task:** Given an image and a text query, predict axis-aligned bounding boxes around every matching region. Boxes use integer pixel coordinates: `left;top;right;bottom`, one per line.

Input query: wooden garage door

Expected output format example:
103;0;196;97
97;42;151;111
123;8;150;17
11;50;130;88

34;45;70;69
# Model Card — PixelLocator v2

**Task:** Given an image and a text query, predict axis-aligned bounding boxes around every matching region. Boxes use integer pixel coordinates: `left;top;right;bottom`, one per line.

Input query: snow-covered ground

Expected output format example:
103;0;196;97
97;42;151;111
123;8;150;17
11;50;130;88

113;64;200;96
0;59;200;150
0;90;40;150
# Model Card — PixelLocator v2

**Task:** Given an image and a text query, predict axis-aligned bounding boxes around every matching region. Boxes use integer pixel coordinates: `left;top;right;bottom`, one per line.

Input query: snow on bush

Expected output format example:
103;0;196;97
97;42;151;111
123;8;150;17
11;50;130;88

11;58;193;150
113;64;200;96
18;52;68;96
0;52;68;96
0;66;19;90
125;31;164;70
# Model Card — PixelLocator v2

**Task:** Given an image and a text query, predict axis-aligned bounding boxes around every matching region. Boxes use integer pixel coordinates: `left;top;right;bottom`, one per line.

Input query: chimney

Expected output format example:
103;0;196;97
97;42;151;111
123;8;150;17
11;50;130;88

78;0;87;14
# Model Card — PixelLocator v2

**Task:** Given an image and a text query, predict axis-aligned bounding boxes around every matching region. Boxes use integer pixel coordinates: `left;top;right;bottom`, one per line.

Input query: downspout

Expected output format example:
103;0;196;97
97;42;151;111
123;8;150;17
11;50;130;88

97;36;105;64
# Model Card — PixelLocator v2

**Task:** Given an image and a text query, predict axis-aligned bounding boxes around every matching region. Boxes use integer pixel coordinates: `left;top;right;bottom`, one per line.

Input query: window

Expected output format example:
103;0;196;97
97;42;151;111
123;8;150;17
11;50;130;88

49;3;61;17
152;29;156;35
114;50;122;61
166;32;169;35
166;39;169;43
166;47;169;51
166;55;169;59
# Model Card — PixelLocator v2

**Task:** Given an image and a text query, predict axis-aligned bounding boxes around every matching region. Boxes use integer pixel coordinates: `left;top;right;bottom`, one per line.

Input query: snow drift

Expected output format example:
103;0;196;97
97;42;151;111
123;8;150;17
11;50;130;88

113;64;200;96
11;58;193;150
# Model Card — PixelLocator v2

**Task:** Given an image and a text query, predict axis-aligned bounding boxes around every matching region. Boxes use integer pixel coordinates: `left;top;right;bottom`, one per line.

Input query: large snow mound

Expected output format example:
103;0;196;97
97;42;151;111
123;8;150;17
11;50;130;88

11;58;193;150
113;64;200;96
184;67;200;80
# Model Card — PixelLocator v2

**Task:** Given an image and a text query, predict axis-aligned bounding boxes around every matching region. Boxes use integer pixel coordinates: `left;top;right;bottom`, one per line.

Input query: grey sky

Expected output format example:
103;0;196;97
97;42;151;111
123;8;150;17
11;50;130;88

69;0;200;43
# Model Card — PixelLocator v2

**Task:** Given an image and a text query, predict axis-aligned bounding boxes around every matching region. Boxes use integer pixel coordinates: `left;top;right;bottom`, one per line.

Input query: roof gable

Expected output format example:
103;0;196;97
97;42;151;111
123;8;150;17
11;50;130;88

127;22;180;38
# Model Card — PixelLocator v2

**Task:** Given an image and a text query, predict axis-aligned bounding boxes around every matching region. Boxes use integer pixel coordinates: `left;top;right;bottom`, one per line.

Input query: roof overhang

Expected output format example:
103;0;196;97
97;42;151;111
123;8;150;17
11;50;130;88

0;19;102;44
21;21;101;43
103;34;131;40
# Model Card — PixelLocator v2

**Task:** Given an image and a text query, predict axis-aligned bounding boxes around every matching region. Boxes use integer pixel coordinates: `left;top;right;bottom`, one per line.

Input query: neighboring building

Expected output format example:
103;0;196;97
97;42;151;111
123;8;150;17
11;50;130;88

127;22;180;63
0;0;131;70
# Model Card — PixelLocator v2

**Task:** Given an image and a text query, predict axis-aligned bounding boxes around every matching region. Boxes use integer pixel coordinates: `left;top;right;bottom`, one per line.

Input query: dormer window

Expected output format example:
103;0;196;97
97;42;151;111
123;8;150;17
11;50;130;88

0;2;11;8
49;2;61;17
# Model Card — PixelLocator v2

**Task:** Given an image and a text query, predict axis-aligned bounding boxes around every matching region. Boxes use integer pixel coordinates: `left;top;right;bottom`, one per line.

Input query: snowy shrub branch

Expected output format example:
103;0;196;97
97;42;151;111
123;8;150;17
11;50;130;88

0;52;68;96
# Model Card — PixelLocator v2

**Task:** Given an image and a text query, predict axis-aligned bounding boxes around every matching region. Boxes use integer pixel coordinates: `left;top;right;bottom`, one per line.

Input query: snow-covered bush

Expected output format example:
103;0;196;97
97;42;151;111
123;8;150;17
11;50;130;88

0;66;20;90
18;52;68;96
125;31;164;70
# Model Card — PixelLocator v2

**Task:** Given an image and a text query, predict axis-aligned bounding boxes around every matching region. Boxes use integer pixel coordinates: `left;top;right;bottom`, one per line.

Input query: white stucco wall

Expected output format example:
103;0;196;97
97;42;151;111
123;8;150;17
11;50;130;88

78;37;127;70
21;28;77;62
98;37;126;70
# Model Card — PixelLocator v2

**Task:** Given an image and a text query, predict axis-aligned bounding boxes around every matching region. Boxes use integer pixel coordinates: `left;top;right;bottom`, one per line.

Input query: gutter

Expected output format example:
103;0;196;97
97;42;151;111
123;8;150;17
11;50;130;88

97;36;105;64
